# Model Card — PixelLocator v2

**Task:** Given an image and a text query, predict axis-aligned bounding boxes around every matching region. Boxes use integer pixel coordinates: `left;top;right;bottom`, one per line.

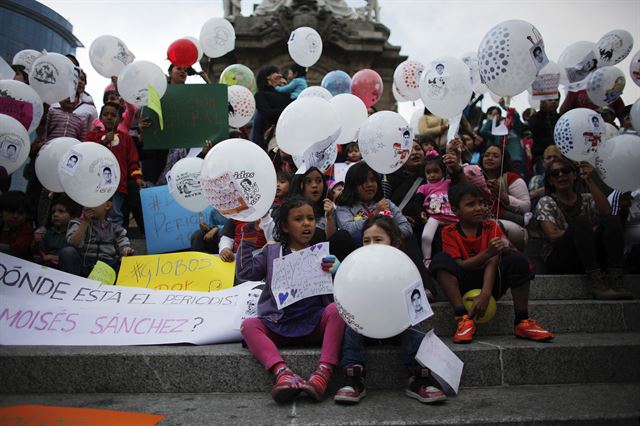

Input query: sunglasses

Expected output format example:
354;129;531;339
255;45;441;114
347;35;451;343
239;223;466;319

548;166;574;178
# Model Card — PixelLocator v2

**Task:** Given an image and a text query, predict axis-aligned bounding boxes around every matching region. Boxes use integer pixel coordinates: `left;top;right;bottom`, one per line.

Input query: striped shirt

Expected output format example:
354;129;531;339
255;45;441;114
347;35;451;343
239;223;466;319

45;107;87;142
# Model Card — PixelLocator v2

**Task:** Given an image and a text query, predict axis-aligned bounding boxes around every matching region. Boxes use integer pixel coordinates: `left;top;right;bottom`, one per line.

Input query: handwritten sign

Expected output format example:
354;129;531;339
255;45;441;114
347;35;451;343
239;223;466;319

0;253;262;346
140;185;213;254
0;405;164;426
0;98;33;131
271;242;333;309
142;84;228;149
116;252;234;292
88;260;116;285
415;329;464;394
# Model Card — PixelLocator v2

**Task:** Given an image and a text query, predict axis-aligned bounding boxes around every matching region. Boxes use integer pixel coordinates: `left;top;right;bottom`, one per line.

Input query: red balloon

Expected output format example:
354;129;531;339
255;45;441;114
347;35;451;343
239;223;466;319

167;39;198;67
351;69;383;109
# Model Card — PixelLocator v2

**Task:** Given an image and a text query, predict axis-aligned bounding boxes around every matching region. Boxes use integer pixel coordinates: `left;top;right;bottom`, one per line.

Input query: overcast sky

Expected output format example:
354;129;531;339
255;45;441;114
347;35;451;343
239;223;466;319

40;0;640;120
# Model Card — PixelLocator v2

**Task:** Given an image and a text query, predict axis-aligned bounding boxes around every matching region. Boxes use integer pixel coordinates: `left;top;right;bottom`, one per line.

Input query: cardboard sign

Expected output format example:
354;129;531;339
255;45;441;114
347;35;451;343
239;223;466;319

271;243;333;309
0;405;164;426
142;84;228;149
140;185;213;254
116;252;234;292
88;261;116;285
531;73;561;101
415;329;464;394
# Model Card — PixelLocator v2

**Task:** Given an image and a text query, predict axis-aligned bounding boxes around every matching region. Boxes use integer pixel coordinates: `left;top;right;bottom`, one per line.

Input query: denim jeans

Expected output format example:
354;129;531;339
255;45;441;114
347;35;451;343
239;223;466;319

107;191;126;227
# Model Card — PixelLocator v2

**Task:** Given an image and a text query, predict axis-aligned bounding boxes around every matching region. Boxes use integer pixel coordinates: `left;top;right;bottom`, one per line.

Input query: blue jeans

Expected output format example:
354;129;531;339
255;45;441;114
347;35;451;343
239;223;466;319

339;324;425;371
58;246;120;278
107;191;126;227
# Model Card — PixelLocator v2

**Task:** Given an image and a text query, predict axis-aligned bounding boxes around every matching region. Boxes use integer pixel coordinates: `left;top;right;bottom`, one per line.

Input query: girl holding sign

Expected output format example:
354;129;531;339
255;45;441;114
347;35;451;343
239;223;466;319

238;196;345;404
334;215;446;405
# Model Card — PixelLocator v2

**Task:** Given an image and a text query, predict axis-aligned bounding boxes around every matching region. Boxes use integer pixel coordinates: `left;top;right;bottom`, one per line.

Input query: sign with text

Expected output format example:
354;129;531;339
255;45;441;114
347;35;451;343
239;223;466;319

0;98;33;131
142;84;228;149
271;242;333;309
531;73;561;101
415;329;464;394
140;185;213;254
117;252;234;292
0;253;261;346
0;405;164;426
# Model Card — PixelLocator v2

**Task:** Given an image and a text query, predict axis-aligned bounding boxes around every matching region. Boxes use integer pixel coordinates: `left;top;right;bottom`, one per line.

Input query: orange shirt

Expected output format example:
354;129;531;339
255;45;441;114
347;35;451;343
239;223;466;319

441;220;503;260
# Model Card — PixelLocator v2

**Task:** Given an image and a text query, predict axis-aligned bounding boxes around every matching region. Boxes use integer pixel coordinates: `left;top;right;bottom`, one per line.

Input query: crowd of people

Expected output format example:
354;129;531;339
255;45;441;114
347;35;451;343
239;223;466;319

2;56;639;405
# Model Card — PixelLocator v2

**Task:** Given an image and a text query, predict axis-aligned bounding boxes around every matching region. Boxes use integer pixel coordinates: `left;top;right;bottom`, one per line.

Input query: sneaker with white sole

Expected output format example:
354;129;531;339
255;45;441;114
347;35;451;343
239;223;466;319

334;365;366;404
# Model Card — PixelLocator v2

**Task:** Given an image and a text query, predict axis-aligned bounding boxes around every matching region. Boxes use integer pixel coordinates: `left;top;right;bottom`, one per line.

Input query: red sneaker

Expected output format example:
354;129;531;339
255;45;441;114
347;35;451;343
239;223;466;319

453;315;476;343
301;365;331;401
406;368;447;404
514;318;554;341
271;368;303;404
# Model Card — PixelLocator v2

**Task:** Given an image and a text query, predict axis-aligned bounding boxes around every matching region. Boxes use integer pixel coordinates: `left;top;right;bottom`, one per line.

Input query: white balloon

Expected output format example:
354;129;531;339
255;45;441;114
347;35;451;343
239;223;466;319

409;108;423;134
89;35;135;79
393;59;425;101
200;18;235;58
461;52;488;94
288;27;322;67
419;56;472;119
629;50;640;90
30;53;77;105
200;139;276;222
478;20;548;97
596;29;634;67
558;41;598;84
595;134;640;192
58;143;121;208
359;111;412;174
329;94;368;145
392;82;410;103
228;85;256;128
586;66;625;107
117;61;167;107
0;79;44;133
528;93;540;110
12;49;42;73
604;122;619;141
631;99;640;132
275;97;340;156
298;86;332;101
292;141;338;173
167;157;209;212
0;114;30;175
334;245;419;339
183;36;204;60
35;137;81;192
554;108;605;162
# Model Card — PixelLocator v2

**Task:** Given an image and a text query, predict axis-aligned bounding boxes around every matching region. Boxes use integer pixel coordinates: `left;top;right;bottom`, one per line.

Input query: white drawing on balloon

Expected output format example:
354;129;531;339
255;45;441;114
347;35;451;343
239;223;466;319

566;51;598;84
213;28;232;46
526;27;548;72
238;177;261;206
335;298;364;333
0;137;21;162
305;34;321;53
426;67;447;100
298;128;340;172
134;89;148;106
176;172;203;199
59;150;83;177
597;33;631;65
201;171;251;216
114;42;134;66
32;63;58;85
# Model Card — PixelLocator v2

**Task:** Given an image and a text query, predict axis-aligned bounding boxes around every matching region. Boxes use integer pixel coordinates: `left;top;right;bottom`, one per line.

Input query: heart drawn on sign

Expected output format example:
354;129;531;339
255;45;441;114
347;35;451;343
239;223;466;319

310;243;323;252
278;292;289;305
290;288;298;298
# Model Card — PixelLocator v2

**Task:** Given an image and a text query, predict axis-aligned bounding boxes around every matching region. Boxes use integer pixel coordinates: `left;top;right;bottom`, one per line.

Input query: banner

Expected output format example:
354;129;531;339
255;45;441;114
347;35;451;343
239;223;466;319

0;405;164;426
117;252;235;291
140;185;213;254
0;253;262;346
142;84;228;149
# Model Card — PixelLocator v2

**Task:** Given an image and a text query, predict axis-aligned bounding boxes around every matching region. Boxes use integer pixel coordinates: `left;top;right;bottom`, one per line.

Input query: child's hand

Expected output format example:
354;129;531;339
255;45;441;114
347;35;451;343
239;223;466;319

486;237;506;257
420;211;428;223
199;222;211;232
82;208;95;222
321;255;340;274
220;247;235;262
374;198;390;215
203;227;218;241
139;116;152;129
579;161;594;182
467;291;490;319
136;178;147;188
33;227;46;242
323;198;335;216
104;132;115;146
122;247;135;256
202;139;214;155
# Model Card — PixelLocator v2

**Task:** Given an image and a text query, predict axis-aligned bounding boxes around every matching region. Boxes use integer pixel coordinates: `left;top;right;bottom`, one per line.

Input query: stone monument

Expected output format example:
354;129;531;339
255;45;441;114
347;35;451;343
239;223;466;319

210;0;406;111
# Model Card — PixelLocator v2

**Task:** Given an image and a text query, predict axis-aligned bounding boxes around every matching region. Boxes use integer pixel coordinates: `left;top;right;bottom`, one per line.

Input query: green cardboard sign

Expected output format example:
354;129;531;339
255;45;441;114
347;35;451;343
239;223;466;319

142;84;228;149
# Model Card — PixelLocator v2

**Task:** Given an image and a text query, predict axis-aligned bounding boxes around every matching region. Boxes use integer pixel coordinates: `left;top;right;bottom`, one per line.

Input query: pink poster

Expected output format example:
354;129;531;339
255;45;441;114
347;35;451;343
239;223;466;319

0;98;33;130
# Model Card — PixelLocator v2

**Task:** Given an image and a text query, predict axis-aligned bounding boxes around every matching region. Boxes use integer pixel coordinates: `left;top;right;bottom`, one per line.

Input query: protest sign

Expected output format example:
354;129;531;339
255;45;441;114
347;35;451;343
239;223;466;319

142;84;228;149
531;73;561;101
0;253;261;345
0;98;33;131
146;83;164;130
415;329;464;394
88;260;116;285
332;162;354;184
140;185;213;254
117;252;234;292
271;242;333;309
0;405;164;426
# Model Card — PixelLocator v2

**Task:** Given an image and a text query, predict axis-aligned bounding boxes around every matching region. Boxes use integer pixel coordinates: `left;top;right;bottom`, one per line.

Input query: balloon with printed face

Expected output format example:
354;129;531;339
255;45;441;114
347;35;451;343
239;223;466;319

558;41;598;84
478;20;548;97
596;29;634;67
358;111;412;174
58;142;121;208
0;114;30;175
554;108;606;162
586;66;625;107
12;49;42;73
419;56;473;119
89;35;135;78
219;64;257;94
167;38;199;67
35;137;81;192
200;138;276;222
393;59;425;101
334;244;419;338
330;94;368;145
0;79;44;134
630;50;640;87
321;70;351;96
298;86;332;101
117;60;167;107
228;85;256;128
30;52;78;105
351;69;383;109
595;134;640;192
167;157;209;212
287;27;322;67
200;18;235;58
461;51;489;95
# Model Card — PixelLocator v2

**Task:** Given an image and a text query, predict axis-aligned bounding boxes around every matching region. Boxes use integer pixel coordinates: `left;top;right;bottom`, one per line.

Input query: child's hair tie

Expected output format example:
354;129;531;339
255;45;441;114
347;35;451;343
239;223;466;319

424;149;439;158
379;209;394;218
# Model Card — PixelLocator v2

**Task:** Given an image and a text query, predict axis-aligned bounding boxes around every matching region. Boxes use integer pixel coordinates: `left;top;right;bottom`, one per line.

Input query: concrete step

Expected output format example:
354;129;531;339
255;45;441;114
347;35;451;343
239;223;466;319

1;382;639;425
2;332;639;394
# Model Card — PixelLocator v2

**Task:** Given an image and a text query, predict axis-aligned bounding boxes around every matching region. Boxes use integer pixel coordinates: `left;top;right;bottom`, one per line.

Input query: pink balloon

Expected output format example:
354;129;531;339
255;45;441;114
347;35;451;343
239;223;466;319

351;69;383;109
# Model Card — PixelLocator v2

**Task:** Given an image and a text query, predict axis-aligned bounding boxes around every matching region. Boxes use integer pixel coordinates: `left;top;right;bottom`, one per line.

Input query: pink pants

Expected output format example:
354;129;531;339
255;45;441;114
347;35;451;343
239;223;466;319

240;303;345;371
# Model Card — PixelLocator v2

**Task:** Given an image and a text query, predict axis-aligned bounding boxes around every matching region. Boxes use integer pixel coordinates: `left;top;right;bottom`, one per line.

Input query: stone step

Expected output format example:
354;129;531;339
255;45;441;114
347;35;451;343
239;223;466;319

1;382;639;425
2;332;639;394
